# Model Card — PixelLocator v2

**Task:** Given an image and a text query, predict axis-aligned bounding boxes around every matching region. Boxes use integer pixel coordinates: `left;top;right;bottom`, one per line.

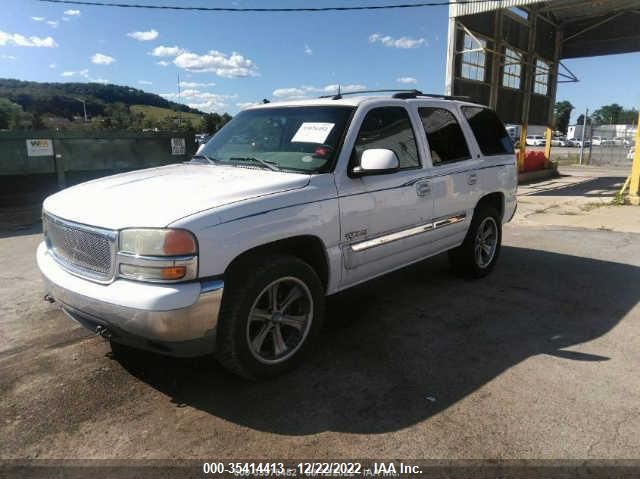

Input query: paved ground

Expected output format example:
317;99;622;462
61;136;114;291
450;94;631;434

515;165;640;233
1;165;639;460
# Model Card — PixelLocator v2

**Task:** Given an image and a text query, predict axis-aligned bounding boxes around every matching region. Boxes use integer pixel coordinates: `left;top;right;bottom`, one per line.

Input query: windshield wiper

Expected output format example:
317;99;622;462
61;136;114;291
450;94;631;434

229;156;281;172
190;154;217;165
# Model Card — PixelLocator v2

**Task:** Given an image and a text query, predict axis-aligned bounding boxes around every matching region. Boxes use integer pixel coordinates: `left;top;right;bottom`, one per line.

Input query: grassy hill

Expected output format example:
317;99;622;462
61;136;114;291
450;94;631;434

130;105;203;123
0;78;204;119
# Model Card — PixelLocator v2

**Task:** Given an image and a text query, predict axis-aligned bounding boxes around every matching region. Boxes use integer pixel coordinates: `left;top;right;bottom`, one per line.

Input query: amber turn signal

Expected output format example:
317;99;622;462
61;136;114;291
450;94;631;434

160;266;187;280
163;230;197;256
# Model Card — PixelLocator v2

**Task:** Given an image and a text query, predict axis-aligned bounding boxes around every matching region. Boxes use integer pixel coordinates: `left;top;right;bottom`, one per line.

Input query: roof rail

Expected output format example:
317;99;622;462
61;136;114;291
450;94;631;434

393;90;474;101
318;88;472;102
319;89;419;100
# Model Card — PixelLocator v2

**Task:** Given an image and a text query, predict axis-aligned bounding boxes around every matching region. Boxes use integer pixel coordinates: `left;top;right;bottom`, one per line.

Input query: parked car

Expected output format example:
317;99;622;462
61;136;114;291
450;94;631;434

628;147;636;161
550;136;567;147
567;138;590;148
37;92;517;379
525;135;545;146
592;136;612;146
195;133;211;145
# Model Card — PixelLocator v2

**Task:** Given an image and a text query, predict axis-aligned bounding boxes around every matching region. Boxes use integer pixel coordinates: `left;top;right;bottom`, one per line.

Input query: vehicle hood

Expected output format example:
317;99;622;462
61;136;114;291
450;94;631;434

43;163;310;229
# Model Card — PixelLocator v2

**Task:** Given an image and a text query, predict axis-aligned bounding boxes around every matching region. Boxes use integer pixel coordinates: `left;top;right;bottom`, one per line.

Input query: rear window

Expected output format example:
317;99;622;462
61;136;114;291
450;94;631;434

461;106;514;156
418;107;470;165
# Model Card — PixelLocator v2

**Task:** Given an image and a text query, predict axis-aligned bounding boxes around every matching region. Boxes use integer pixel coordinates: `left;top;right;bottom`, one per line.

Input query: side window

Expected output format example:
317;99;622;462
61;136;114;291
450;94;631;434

462;106;515;156
352;107;420;170
418;107;470;165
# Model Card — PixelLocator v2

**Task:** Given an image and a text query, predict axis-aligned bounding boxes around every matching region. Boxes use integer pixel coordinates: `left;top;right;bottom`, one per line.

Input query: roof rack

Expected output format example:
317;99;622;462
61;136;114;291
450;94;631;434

319;88;472;102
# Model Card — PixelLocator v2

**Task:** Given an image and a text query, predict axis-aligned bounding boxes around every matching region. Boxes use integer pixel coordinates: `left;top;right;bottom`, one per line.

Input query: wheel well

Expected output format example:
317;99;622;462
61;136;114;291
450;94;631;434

476;192;504;220
225;236;329;290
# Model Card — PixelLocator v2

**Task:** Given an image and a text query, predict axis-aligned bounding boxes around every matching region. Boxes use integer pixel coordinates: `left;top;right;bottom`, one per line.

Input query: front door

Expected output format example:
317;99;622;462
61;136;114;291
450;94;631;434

335;105;434;288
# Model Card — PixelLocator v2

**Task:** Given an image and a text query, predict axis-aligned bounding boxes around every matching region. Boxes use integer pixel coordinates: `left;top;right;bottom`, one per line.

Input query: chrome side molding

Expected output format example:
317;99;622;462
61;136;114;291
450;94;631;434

349;213;466;253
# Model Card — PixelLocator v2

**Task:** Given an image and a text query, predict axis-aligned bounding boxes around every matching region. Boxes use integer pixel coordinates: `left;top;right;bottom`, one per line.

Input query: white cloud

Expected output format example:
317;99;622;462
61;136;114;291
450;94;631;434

173;50;258;78
61;69;89;78
272;83;366;100
0;30;57;48
162;89;235;113
179;81;215;88
150;45;258;78
91;53;115;65
397;76;418;84
46;20;59;28
369;33;426;49
64;9;81;16
60;69;108;84
1;54;17;60
138;80;153;85
304;44;312;55
127;29;159;41
150;45;184;57
31;16;45;22
49;63;56;68
156;60;170;67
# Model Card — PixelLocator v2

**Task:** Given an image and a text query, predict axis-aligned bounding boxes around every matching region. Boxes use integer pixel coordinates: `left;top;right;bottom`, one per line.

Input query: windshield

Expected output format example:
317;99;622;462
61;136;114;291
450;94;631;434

196;106;354;173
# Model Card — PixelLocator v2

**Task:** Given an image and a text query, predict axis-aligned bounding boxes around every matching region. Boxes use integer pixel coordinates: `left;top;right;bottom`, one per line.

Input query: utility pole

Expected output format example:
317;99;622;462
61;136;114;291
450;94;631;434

177;71;182;128
579;108;588;165
74;97;87;122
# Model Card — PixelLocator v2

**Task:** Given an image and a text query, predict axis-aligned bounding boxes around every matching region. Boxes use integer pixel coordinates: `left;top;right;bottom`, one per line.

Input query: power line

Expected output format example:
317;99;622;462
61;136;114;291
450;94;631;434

37;0;498;13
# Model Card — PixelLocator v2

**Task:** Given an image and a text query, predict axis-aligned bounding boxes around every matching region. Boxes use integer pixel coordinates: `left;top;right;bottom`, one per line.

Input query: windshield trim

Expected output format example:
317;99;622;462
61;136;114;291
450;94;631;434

317;105;357;174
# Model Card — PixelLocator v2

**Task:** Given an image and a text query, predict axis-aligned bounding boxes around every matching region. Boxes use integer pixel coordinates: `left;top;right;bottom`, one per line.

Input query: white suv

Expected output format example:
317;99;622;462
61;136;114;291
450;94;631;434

38;91;517;378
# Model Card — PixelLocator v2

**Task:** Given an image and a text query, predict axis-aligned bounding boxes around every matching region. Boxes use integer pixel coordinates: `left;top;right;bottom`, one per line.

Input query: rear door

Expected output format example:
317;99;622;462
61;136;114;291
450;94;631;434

415;103;481;247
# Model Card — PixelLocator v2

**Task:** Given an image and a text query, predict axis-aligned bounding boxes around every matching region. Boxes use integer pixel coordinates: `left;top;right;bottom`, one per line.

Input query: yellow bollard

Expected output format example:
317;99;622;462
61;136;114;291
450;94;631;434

518;125;528;172
544;127;552;166
629;113;640;205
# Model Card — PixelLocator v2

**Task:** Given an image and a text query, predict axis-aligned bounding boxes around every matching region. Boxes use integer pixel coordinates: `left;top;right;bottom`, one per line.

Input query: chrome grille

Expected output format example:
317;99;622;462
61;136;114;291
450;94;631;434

43;214;116;282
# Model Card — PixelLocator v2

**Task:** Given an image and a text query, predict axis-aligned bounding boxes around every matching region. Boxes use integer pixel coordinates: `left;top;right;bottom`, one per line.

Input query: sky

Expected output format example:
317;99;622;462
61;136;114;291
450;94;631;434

1;0;639;122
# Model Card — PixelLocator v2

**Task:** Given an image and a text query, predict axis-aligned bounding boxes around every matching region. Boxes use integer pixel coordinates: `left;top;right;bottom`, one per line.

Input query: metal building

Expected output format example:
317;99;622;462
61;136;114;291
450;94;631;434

444;0;640;148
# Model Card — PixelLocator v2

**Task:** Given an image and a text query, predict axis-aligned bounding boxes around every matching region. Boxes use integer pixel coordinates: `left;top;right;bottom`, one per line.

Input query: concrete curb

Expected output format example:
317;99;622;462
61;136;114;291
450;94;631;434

518;167;559;184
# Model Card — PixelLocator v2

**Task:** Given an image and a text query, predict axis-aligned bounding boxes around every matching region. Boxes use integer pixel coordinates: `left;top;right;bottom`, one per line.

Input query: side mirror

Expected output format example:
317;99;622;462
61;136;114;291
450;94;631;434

353;148;399;176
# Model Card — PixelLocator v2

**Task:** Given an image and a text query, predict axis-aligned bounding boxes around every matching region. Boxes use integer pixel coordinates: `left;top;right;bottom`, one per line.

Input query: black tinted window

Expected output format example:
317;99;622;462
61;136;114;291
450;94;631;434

353;107;419;169
462;106;514;155
419;107;470;165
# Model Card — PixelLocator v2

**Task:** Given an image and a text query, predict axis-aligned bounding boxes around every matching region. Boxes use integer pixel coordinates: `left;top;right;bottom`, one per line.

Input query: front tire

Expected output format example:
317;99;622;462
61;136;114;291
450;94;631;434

448;205;502;278
215;255;325;379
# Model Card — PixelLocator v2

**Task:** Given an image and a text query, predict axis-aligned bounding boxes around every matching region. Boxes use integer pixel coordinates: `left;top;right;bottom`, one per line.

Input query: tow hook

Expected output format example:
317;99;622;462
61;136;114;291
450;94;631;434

44;294;55;304
95;325;113;339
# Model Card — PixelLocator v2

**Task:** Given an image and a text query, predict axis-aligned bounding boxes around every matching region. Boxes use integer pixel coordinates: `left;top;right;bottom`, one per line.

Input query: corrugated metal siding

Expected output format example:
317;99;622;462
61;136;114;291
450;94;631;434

451;0;544;18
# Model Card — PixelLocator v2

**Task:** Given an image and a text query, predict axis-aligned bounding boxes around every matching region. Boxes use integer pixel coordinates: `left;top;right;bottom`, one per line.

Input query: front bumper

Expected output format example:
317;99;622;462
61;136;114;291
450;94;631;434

37;242;224;357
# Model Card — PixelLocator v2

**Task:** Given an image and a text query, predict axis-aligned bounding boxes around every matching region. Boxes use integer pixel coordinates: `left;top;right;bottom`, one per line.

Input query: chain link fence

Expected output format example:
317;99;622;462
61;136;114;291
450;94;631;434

586;125;636;167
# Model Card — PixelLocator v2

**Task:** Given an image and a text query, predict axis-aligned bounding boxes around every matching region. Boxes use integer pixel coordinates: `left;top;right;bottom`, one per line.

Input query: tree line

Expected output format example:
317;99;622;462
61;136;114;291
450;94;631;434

553;101;638;134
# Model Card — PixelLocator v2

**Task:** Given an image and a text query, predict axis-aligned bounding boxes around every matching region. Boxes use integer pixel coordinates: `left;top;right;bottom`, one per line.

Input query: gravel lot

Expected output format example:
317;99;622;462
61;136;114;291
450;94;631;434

1;172;639;460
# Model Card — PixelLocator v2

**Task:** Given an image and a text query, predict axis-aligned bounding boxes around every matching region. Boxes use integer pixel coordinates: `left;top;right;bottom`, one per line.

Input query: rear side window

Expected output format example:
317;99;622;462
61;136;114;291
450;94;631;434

353;107;420;169
418;107;470;165
462;106;514;155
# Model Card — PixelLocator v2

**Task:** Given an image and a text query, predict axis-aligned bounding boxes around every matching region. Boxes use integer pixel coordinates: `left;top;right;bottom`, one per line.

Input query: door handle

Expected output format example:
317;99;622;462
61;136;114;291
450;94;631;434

467;173;478;185
415;180;431;197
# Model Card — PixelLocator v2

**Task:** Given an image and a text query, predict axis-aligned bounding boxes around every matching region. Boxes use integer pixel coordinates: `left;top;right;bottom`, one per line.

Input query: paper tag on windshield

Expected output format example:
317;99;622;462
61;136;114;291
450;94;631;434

291;122;334;144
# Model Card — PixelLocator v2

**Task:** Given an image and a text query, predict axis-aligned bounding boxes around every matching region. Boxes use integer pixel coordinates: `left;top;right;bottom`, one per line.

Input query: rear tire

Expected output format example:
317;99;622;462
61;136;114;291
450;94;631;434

448;205;502;278
215;254;325;380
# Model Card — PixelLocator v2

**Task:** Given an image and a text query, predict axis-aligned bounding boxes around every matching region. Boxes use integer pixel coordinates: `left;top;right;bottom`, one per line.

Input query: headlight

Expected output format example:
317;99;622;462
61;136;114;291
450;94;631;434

119;229;197;256
117;228;198;282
